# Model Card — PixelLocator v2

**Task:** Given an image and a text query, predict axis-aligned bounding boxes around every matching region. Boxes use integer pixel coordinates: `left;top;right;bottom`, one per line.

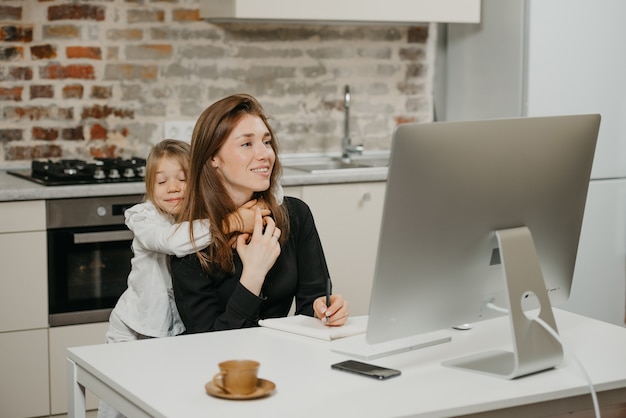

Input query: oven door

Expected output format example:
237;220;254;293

48;224;133;326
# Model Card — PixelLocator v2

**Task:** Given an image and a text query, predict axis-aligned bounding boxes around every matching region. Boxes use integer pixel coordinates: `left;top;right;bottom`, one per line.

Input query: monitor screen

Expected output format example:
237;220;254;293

365;114;600;376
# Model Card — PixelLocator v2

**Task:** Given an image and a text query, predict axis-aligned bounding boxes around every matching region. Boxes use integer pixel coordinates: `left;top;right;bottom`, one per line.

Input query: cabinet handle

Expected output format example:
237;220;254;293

359;192;372;207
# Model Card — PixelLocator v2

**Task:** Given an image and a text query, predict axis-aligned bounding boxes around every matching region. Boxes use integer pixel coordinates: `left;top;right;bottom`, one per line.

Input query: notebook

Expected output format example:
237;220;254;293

258;315;368;341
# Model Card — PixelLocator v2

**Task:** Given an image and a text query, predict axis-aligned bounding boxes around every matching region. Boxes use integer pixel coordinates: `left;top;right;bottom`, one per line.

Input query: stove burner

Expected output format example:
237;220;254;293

32;159;97;180
9;157;147;186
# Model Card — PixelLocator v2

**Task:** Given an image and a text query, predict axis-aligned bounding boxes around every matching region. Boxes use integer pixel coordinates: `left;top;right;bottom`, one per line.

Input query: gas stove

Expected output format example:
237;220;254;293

8;157;146;186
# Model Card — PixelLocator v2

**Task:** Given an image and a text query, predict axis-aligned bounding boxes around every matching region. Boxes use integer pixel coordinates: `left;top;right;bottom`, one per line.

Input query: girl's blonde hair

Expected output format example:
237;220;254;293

144;139;191;215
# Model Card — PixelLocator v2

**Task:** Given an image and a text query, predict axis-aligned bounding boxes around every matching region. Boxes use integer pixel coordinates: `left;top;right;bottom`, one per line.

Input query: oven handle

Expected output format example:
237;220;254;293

73;230;134;244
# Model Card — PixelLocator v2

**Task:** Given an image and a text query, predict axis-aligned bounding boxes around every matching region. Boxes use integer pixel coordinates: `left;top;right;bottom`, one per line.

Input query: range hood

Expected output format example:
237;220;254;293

199;0;481;24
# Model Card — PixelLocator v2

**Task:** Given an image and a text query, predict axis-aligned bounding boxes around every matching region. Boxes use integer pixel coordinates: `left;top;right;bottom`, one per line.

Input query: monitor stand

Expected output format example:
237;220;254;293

442;226;564;379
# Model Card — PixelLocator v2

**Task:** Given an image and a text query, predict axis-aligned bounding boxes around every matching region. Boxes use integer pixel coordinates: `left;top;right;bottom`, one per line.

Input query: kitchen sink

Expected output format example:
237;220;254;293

283;156;389;173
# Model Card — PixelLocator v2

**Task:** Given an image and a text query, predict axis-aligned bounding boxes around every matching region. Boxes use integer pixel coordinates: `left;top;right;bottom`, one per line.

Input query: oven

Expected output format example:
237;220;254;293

47;194;143;326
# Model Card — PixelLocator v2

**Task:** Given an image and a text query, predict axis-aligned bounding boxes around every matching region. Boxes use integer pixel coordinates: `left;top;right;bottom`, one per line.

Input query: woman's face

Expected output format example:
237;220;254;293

211;114;276;206
153;156;186;215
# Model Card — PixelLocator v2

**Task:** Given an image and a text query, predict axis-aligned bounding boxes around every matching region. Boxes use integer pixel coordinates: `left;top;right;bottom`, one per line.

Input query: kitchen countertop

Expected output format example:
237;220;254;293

0;154;389;202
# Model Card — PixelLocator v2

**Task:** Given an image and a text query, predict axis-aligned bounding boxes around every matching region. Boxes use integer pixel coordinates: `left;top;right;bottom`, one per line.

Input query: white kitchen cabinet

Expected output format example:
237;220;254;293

445;0;626;180
200;0;481;24
561;180;626;325
49;322;110;415
302;182;386;316
282;185;302;199
0;200;47;332
443;0;626;326
0;329;49;418
0;199;46;231
0;201;49;418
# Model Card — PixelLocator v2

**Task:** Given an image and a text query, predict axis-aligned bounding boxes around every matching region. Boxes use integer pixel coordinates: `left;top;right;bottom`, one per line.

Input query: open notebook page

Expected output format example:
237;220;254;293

258;315;367;341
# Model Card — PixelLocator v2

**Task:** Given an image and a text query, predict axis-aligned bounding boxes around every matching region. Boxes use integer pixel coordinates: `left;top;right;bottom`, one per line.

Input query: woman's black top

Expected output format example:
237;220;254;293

171;196;330;333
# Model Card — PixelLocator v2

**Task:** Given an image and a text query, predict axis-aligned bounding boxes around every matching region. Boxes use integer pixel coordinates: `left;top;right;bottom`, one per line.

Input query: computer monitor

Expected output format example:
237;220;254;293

366;114;600;378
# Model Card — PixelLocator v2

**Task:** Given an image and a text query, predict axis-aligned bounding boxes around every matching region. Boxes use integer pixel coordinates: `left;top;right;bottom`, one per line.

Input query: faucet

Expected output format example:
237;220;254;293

341;85;363;161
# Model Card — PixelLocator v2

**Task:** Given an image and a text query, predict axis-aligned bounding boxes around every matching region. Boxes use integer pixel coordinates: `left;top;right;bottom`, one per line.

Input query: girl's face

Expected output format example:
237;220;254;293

211;114;276;206
153;156;186;215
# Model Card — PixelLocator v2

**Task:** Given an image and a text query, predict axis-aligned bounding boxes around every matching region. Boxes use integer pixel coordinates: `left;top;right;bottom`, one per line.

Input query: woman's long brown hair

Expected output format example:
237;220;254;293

178;94;289;272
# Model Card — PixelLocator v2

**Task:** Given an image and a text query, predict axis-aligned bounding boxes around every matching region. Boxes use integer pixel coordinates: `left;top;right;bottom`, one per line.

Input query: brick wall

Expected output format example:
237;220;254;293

0;0;436;168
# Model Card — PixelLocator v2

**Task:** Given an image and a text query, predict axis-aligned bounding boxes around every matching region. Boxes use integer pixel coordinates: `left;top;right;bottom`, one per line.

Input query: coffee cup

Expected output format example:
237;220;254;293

212;359;260;395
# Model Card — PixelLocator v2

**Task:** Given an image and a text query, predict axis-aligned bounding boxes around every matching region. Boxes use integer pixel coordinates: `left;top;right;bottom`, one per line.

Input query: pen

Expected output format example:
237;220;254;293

325;277;331;320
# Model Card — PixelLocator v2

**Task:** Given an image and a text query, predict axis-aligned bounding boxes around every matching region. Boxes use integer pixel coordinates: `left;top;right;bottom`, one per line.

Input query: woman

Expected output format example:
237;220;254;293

171;93;348;333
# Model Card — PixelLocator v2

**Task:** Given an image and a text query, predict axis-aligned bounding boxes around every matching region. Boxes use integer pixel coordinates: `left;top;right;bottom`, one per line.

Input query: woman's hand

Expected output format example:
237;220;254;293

314;294;349;326
236;207;281;296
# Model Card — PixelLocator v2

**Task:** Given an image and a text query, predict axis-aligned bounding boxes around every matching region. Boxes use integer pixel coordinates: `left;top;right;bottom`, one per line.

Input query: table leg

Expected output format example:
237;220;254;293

67;358;87;418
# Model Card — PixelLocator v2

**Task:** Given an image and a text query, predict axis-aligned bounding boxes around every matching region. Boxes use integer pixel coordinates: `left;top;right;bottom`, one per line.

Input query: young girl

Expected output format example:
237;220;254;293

103;139;192;343
98;139;279;418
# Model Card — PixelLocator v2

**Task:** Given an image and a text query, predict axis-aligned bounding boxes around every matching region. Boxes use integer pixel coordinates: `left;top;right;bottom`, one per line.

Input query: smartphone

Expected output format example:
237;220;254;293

331;360;401;380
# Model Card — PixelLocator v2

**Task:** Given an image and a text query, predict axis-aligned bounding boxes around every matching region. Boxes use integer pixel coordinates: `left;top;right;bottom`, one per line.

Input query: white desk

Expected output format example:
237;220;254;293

67;309;626;418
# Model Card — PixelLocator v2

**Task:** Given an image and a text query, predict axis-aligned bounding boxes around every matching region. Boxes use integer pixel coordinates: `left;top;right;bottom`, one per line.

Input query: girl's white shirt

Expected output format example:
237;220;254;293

111;185;284;338
112;200;211;338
